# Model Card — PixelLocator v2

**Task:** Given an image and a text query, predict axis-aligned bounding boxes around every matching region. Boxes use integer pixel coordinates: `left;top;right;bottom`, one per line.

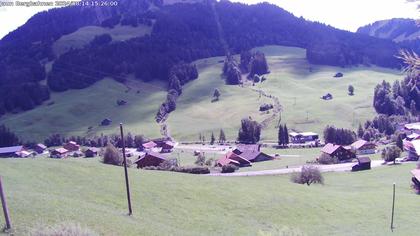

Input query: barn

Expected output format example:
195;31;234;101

0;146;24;158
321;143;355;161
352;157;371;171
134;152;166;168
233;144;273;163
350;140;377;155
217;152;252;167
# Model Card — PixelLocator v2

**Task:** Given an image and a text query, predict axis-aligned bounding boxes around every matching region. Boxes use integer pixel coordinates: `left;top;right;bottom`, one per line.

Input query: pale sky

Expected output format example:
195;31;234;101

0;0;418;39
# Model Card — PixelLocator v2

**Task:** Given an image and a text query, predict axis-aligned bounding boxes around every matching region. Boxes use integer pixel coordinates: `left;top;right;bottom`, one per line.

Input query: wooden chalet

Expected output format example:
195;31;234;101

64;141;80;152
84;148;98;158
407;140;420;161
321;143;355;161
232;144;273;162
352;157;371;171
161;141;175;153
50;148;69;158
34;143;47;154
142;141;157;150
0;146;24;158
217;152;252;167
134;152;166;168
350;140;377;155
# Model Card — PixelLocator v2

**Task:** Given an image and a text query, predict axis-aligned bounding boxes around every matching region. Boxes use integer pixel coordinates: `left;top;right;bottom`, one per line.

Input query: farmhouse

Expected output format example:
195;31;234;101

0;146;24;157
217;152;252;167
352;157;371;171
232;144;273;162
350;140;377;155
142;141;157;150
321;143;355;161
134;152;166;168
34;143;47;154
161;141;175;153
289;132;319;144
64;141;80;151
50;148;69;158
84;148;98;158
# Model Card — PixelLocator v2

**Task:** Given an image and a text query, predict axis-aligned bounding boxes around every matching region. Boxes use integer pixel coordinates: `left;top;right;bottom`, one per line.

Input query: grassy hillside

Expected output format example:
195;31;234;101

0;78;166;141
168;46;404;141
52;25;152;57
0;158;418;235
0;45;403;142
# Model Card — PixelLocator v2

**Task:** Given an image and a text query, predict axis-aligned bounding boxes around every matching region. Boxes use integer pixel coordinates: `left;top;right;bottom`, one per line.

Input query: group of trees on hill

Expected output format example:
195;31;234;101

223;55;242;85
277;124;289;148
0;125;20;147
323;126;356;145
238;117;261;144
239;50;269;78
373;77;419;116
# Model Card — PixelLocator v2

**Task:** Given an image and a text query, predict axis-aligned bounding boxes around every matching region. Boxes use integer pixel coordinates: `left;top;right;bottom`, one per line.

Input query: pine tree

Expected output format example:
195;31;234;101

357;123;364;138
210;132;215;145
278;125;284;146
396;134;404;151
219;129;226;144
213;89;221;101
348;85;354;95
284;124;289;146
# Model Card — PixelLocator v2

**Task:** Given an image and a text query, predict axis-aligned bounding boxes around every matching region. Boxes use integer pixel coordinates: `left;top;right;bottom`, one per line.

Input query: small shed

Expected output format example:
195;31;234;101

34;143;47;154
321;93;333;100
134;152;166;168
352;157;371;171
84;148;98;158
334;72;343;78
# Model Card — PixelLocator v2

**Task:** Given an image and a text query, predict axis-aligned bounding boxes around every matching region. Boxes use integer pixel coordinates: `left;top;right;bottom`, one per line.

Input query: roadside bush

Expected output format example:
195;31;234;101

175;166;210;174
291;166;324;186
317;153;338;165
221;164;239;173
102;143;123;166
32;222;97;236
381;146;401;164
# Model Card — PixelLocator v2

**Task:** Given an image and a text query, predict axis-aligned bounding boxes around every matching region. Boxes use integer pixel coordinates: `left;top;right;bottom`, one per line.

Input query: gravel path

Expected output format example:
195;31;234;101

208;160;385;177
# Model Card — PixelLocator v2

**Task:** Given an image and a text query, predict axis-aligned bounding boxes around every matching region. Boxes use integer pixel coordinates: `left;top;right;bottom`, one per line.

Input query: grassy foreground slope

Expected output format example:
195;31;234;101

169;46;403;141
0;158;418;235
0;78;166;141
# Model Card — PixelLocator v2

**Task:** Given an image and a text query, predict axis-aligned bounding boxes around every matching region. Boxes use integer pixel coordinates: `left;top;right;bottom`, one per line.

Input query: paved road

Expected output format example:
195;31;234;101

208;160;385;177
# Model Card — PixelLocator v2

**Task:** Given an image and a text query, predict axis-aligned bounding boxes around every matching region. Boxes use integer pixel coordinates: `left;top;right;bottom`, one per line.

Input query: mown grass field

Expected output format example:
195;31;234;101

0;78;166;141
0;158;418;235
168;46;404;141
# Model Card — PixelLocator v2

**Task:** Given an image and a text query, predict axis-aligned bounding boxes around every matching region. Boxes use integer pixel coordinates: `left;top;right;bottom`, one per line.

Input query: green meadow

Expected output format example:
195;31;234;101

0;158;418;235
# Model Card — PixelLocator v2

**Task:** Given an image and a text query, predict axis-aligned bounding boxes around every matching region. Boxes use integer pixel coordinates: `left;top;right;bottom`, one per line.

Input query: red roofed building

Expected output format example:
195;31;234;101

64;141;80;152
350;140;377;155
134;152;166;168
217;152;252;167
321;143;355;161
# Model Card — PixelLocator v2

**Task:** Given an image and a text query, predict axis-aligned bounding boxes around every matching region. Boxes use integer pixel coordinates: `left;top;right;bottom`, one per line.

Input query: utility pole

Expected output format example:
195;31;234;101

390;183;396;231
0;176;12;231
120;123;133;216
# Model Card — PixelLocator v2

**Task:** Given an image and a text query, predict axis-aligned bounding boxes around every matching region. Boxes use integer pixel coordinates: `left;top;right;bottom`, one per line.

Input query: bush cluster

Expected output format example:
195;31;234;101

221;164;239;173
291;166;324;186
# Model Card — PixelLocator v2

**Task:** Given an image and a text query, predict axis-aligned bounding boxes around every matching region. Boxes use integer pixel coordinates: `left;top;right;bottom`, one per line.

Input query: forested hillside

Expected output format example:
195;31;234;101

0;0;415;116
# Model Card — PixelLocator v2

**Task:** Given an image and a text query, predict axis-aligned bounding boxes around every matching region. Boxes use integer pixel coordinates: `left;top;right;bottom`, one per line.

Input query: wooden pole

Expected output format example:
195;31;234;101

120;123;133;216
390;183;396;231
0;176;12;231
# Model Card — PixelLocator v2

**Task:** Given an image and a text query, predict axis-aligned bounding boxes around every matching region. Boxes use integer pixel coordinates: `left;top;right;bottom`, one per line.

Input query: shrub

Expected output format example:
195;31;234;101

381;146;401;164
159;158;179;170
195;153;206;166
317;153;338;165
31;222;97;236
291;166;324;186
205;158;214;167
102;143;123;166
221;164;239;173
174;166;210;174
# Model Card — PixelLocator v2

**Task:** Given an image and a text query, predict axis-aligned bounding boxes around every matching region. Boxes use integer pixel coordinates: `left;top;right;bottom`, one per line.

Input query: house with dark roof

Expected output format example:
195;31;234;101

161;141;175;153
34;143;47;154
321;143;355;161
0;146;24;157
232;144;273;163
134;152;166;168
217;152;252;167
350;140;377;155
64;141;80;152
84;148;99;158
352;157;371;171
